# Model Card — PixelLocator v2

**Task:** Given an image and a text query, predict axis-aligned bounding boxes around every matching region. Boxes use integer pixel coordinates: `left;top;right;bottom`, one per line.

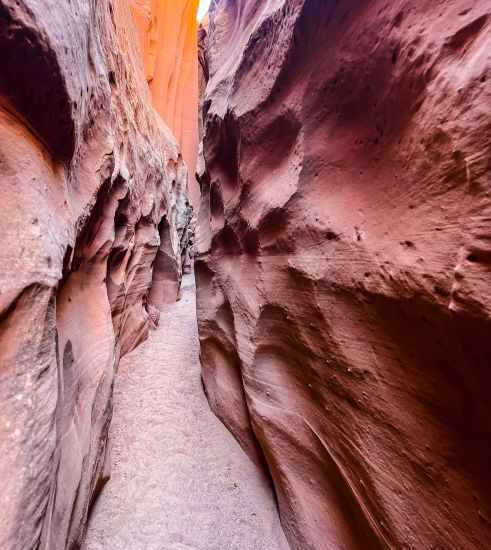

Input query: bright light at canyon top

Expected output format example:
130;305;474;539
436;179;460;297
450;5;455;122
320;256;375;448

197;0;212;22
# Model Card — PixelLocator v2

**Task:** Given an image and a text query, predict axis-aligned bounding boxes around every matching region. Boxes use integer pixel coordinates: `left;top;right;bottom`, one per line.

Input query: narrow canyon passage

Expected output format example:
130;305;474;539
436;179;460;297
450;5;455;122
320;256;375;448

83;272;288;550
2;1;490;549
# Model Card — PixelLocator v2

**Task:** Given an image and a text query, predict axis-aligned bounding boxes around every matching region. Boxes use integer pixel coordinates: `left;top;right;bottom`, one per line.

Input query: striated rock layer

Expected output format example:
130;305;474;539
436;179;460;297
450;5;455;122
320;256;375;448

131;0;200;206
196;1;491;549
0;1;191;548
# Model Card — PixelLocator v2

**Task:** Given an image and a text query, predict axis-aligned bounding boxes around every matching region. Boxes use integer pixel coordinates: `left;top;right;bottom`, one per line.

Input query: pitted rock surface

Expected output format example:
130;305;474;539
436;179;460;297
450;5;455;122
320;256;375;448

196;1;491;549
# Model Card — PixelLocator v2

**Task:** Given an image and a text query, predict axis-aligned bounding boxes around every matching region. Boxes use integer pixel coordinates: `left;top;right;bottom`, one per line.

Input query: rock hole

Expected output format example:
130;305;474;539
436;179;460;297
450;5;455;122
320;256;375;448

391;47;399;65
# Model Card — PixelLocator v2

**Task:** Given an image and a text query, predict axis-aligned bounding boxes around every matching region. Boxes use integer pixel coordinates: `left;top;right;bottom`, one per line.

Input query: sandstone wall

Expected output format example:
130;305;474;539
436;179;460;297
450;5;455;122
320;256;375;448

196;1;491;548
131;0;200;206
0;1;190;548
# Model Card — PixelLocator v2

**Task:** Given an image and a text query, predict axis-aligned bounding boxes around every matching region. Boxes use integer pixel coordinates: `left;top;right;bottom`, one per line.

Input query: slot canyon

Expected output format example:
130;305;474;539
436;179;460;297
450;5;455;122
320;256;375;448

0;1;490;549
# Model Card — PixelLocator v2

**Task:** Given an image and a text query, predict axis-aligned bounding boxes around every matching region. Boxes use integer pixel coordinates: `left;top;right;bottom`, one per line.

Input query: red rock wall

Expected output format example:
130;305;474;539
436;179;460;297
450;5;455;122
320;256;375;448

131;0;200;207
0;1;191;548
196;1;491;548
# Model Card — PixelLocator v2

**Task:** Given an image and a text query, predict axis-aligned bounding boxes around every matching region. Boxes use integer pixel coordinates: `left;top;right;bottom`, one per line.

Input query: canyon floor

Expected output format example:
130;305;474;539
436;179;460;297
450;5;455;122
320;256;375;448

83;272;288;550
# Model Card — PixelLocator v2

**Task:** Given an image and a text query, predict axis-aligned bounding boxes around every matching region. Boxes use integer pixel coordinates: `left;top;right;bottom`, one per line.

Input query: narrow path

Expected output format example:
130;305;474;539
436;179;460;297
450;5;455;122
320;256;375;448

83;273;288;550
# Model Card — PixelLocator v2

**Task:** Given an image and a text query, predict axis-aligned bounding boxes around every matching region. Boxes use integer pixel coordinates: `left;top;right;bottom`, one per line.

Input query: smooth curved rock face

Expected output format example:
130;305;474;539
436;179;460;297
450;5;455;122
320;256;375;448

0;1;190;549
197;1;491;549
131;0;200;206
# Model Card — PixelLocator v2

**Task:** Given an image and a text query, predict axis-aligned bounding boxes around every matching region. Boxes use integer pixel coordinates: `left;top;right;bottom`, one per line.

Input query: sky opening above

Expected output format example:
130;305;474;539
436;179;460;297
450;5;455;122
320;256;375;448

197;0;212;22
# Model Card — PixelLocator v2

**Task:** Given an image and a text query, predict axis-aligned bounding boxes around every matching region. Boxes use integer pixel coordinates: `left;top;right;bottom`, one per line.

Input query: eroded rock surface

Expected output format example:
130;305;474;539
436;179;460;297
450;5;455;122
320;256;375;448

0;1;190;548
197;1;491;548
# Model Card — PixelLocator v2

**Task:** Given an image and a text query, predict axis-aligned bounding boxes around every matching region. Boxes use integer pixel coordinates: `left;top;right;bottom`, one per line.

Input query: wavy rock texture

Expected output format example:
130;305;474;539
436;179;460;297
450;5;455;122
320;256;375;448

131;0;200;206
0;1;191;549
198;20;209;141
196;1;491;548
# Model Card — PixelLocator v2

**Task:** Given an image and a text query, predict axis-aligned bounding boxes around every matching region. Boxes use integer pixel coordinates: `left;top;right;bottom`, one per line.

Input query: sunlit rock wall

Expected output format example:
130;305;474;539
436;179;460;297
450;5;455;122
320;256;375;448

197;1;491;548
131;0;200;206
0;1;191;548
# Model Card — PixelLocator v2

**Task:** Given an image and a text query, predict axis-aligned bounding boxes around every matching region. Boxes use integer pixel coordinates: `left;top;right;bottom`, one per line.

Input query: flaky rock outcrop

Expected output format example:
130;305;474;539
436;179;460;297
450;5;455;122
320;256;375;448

197;1;491;548
131;0;200;206
0;1;190;548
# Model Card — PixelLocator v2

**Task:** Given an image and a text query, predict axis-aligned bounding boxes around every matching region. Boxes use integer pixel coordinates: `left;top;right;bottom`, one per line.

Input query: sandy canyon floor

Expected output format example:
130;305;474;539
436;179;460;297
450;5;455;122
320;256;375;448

83;272;288;550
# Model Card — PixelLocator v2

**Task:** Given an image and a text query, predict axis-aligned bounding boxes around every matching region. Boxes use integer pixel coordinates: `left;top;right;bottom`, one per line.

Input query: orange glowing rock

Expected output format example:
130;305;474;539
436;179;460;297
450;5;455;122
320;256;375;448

131;0;200;207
